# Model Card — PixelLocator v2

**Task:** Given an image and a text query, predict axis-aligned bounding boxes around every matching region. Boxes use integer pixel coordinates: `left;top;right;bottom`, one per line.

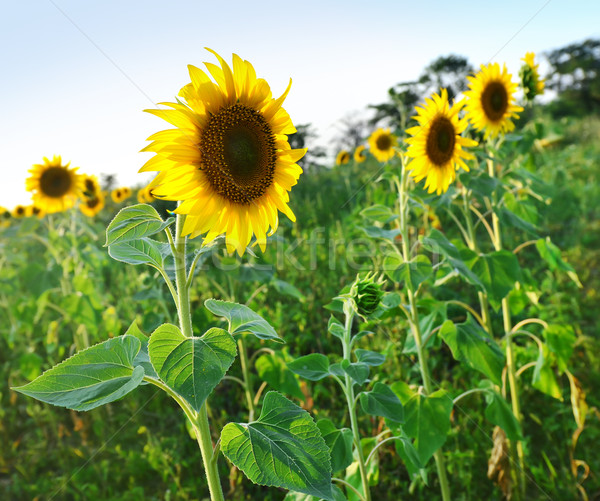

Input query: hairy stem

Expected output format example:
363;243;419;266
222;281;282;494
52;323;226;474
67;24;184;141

173;214;224;501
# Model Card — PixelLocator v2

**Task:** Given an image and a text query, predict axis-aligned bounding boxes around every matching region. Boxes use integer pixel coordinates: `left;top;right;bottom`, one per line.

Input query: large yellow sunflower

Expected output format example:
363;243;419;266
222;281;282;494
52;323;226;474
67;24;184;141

520;52;545;101
464;63;523;139
367;128;397;163
336;150;350;166
354;145;367;163
405;89;478;195
25;156;83;214
141;49;305;255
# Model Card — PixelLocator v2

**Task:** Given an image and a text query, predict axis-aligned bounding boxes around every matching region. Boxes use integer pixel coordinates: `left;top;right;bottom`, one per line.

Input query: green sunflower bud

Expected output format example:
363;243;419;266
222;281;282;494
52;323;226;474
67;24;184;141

348;273;385;317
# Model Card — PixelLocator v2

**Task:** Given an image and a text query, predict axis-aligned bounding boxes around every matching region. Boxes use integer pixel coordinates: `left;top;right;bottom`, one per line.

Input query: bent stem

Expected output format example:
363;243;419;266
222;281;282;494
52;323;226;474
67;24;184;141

173;213;225;501
486;157;526;500
342;305;371;501
396;165;451;501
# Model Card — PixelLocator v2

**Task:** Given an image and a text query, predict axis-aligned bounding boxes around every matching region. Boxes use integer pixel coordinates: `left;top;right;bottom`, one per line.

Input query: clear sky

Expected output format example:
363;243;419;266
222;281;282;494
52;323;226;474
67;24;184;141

1;0;599;209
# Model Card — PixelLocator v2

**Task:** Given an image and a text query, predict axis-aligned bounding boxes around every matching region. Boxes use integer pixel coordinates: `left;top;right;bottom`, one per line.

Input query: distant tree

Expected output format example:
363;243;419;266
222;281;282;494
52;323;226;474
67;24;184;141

288;123;327;169
545;38;600;117
369;54;473;129
332;113;371;153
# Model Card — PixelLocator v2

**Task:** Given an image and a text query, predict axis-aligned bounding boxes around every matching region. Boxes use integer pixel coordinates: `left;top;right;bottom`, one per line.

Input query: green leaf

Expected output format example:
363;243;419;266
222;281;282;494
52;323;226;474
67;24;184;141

13;335;144;411
359;383;404;422
148;324;237;412
532;346;562;400
328;316;345;341
422;229;483;289
341;360;370;385
497;207;539;236
394;437;426;484
359;226;401;241
272;279;305;301
204;299;282;342
317;419;354;473
439;317;505;385
221;392;333;500
283;485;346;501
383;254;432;289
544;324;576;373
105;203;174;246
536;238;582;286
466;250;522;309
479;382;522;440
108;238;168;270
256;352;304;401
355;349;385;367
360;205;397;224
125;321;158;380
287;354;330;381
403;390;453;465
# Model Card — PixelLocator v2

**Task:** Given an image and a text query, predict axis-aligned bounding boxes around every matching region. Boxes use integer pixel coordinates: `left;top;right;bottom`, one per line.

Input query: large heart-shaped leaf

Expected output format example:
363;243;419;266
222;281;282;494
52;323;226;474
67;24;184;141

105;203;174;246
439;317;504;385
13;335;144;411
221;391;333;500
403;390;453;465
466;250;522;309
148;324;236;411
288;354;331;381
360;383;404;422
383;254;432;289
205;299;282;342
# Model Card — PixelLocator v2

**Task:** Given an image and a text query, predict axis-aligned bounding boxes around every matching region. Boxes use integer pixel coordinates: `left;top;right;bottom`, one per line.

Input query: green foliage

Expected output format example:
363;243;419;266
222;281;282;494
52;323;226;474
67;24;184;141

148;324;237;412
220;392;334;500
13;335;144;411
105;203;175;246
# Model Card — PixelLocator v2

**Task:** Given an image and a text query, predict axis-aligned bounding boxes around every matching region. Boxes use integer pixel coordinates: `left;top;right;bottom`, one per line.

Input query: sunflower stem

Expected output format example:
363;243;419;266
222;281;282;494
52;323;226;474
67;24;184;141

397;163;451;501
237;336;256;421
487;156;526;500
173;213;224;501
341;306;371;501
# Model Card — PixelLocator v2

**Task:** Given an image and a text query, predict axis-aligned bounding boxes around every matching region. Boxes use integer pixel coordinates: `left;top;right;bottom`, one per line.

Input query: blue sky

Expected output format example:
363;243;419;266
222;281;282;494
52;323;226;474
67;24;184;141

1;0;599;208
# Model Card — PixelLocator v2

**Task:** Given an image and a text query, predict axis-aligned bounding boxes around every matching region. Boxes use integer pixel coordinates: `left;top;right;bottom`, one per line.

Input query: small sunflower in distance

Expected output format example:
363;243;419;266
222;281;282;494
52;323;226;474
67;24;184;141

141;49;305;255
520;52;545;102
464;63;523;139
368;128;397;163
111;187;131;203
0;207;11;228
354;145;367;163
12;205;28;218
336;150;351;166
31;205;46;219
25;156;83;214
81;174;101;199
406;89;478;195
80;191;105;217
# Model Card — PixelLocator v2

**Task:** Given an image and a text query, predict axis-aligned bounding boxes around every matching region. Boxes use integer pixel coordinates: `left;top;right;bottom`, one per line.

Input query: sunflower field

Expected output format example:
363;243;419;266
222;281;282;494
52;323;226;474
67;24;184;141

2;43;599;501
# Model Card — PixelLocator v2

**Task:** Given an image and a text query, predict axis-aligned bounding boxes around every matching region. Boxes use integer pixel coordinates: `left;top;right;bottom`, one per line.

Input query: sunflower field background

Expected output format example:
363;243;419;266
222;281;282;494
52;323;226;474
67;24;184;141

2;29;600;501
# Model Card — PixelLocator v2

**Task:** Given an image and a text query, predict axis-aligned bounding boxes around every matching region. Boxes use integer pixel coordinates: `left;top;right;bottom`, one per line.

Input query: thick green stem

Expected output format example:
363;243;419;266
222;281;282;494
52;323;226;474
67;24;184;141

487;158;526;499
237;337;256;421
173;214;224;501
342;308;371;501
397;167;451;501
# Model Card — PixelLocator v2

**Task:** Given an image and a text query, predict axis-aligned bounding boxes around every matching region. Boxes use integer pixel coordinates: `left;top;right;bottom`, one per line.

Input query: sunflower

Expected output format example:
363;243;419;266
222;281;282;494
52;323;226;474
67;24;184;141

0;207;11;228
137;186;155;204
111;187;131;203
354;145;367;163
12;205;28;218
520;52;545;102
405;89;478;195
25;156;83;214
336;150;351;166
81;174;101;200
80;191;105;217
141;49;305;255
30;205;46;219
464;63;523;139
367;128;397;162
